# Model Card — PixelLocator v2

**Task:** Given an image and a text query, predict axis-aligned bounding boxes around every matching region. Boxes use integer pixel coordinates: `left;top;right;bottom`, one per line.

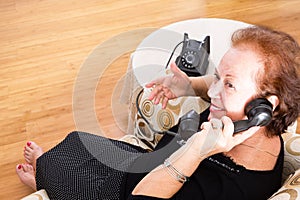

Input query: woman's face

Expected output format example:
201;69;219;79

207;46;262;121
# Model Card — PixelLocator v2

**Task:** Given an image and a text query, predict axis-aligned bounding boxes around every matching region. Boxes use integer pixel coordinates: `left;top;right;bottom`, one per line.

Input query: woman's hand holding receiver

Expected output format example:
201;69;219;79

187;116;260;159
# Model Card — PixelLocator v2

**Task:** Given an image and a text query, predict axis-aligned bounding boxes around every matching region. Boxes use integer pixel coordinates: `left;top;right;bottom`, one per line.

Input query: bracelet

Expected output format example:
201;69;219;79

164;158;189;184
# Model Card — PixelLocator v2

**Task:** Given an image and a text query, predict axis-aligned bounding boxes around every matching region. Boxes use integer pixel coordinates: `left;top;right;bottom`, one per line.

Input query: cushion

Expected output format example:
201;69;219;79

121;88;209;150
269;168;300;200
282;132;300;182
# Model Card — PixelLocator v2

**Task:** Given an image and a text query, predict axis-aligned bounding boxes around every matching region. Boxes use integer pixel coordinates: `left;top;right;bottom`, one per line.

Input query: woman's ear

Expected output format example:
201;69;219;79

267;95;279;111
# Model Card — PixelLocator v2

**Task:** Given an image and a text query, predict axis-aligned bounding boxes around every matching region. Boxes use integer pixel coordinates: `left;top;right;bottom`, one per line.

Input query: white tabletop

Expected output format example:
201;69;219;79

132;18;251;85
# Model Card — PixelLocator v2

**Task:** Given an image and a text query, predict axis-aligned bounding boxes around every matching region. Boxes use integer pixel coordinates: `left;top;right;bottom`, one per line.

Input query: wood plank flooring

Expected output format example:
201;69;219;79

1;0;300;199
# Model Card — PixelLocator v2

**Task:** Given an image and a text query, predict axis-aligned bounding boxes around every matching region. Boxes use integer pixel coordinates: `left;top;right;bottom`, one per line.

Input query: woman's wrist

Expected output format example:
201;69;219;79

185;76;197;96
188;75;214;100
166;136;207;177
131;134;207;198
163;158;189;183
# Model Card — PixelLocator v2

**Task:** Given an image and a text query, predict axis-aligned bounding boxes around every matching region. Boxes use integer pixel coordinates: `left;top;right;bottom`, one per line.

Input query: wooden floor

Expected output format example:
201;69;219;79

1;0;300;199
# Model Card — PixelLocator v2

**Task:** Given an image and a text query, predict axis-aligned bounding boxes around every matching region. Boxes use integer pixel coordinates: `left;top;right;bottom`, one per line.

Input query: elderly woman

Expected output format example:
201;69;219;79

129;25;300;199
17;26;300;200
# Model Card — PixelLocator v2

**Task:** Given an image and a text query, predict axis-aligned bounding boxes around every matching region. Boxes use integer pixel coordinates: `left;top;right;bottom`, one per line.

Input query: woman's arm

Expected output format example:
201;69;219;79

131;117;259;199
131;134;205;198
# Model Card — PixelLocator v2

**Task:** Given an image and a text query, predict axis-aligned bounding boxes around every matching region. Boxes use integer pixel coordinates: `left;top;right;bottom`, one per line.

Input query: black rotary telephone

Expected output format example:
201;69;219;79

178;98;273;140
175;33;210;77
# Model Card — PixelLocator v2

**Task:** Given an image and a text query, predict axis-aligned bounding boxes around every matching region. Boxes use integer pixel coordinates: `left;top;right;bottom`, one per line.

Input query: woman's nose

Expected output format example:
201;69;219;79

207;81;222;99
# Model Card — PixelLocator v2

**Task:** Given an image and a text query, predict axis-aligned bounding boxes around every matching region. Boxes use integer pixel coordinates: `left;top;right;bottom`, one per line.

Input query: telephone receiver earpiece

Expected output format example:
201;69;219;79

233;98;273;134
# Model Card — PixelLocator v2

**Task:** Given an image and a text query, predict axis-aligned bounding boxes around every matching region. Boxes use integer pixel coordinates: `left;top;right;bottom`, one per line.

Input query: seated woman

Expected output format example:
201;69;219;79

16;25;300;200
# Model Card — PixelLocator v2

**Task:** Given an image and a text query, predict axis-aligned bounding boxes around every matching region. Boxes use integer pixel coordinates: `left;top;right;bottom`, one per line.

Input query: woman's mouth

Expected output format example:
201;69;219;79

208;103;227;120
210;103;226;112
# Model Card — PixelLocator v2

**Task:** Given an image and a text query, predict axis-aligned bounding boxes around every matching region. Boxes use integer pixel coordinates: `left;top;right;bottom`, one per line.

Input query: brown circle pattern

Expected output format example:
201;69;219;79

157;109;175;130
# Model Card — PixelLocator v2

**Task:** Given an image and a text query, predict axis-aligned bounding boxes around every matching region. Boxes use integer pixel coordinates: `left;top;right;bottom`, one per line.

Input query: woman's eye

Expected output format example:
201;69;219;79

225;82;235;89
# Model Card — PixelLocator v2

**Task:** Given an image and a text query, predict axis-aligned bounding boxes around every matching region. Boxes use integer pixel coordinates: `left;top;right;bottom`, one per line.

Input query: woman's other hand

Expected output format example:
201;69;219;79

145;62;194;108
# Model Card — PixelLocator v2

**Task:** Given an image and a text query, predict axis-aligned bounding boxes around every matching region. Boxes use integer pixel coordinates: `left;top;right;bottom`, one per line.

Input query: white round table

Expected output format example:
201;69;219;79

132;18;251;85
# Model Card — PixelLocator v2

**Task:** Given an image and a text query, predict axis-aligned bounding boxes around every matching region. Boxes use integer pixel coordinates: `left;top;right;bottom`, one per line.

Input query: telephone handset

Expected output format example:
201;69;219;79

233;98;273;133
177;98;273;141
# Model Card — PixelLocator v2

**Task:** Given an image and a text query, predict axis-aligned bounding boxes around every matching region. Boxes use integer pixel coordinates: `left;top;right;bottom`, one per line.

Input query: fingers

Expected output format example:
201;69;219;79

145;76;166;89
146;73;167;100
187;116;260;157
153;90;165;105
221;116;234;135
148;84;164;102
161;95;169;109
145;62;187;108
199;117;235;153
147;82;174;108
221;116;258;146
210;118;224;130
200;121;213;131
145;82;155;88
